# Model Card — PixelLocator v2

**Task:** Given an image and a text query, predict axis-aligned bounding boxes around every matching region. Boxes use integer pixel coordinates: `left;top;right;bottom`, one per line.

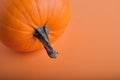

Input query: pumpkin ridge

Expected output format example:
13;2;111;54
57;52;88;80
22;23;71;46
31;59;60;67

2;39;35;51
19;0;38;26
0;3;34;30
0;20;33;33
49;1;69;27
35;0;42;25
0;23;32;34
12;0;36;28
28;39;38;50
35;0;48;26
46;0;57;23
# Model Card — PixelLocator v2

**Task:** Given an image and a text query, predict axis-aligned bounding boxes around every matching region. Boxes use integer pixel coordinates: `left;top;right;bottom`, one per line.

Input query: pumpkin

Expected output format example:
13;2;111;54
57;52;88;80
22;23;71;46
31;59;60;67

0;0;71;58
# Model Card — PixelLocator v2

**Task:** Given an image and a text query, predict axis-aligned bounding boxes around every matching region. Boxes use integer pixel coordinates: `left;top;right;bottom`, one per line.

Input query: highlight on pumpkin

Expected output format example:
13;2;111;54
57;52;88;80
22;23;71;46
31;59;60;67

0;0;71;58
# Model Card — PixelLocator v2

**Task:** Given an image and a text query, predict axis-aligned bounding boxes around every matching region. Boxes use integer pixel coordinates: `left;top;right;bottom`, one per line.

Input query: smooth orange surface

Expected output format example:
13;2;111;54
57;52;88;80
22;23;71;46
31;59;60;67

0;0;120;79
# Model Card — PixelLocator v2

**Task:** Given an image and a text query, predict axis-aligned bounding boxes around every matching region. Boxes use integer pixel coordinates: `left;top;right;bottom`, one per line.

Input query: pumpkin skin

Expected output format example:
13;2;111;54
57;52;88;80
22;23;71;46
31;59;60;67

0;0;71;53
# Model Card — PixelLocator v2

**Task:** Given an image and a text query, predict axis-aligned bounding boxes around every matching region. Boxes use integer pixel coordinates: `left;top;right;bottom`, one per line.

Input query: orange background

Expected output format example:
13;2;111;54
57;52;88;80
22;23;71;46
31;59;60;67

0;0;120;79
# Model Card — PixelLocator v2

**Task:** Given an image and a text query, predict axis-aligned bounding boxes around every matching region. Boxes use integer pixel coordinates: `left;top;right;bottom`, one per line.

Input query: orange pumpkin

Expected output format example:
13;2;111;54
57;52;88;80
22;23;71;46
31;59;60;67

0;0;71;58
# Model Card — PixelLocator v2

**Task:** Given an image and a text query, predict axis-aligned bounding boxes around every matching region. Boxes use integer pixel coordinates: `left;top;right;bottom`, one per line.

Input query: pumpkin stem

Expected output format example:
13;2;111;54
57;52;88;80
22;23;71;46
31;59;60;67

33;26;58;59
